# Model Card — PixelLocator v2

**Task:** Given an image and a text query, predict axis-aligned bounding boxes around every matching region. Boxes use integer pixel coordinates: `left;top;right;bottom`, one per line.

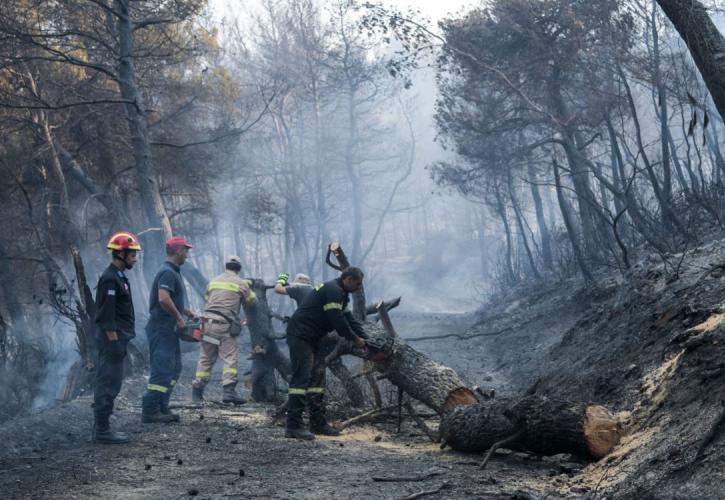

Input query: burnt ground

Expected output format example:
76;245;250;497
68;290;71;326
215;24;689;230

6;240;725;498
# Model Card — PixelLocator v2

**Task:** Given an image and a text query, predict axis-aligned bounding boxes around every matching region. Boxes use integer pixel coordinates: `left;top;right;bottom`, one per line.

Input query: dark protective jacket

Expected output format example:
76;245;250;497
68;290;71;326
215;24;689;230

287;277;365;342
94;263;135;341
284;283;312;307
147;261;186;332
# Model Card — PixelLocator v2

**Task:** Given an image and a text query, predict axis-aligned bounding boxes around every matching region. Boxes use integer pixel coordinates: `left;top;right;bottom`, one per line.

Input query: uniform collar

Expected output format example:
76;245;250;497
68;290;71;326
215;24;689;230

164;260;181;272
110;263;126;279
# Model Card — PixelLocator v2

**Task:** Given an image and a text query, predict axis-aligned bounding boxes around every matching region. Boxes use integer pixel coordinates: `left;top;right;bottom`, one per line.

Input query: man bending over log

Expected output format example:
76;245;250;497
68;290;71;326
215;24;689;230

285;267;368;440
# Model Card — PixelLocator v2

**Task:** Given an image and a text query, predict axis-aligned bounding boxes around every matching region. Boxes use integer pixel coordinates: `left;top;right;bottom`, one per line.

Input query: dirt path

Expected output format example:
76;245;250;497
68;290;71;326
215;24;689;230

0;393;582;500
1;311;602;499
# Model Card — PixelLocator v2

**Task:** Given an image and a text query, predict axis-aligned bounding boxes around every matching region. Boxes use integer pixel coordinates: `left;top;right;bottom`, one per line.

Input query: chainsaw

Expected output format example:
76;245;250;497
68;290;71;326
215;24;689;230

177;319;221;345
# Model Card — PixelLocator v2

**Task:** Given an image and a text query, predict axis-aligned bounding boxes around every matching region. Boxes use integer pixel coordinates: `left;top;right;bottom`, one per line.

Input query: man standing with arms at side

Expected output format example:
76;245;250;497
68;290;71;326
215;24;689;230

285;267;367;440
92;231;142;444
191;256;255;404
141;236;195;424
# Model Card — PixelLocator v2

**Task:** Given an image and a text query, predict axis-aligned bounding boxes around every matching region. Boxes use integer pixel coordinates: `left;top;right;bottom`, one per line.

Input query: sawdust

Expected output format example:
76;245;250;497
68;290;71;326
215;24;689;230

688;312;725;334
641;350;684;405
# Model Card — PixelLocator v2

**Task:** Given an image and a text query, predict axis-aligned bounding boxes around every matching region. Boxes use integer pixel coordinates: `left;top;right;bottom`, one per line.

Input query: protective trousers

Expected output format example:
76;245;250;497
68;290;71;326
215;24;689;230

142;325;181;415
93;338;128;427
286;334;327;430
193;323;239;388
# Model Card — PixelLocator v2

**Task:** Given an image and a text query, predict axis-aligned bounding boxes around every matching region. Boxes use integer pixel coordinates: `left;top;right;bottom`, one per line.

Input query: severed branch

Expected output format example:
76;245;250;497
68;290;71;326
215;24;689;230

406;328;509;342
372;468;445;482
336;406;397;430
366;297;401;316
480;432;523;470
404;401;439;443
399;481;451;500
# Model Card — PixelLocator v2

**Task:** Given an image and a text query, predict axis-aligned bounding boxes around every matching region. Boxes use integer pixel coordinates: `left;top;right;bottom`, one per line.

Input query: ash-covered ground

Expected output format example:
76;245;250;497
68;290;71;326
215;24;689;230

5;240;725;498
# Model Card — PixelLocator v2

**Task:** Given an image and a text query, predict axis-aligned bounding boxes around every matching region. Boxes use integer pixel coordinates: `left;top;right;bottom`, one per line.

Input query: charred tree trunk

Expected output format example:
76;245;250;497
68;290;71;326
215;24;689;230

241;279;291;402
553;159;594;282
439;396;622;459
655;0;725;121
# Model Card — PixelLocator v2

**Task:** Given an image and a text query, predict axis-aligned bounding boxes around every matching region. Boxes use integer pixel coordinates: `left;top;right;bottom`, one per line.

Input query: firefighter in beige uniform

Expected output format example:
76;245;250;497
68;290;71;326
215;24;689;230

192;256;255;404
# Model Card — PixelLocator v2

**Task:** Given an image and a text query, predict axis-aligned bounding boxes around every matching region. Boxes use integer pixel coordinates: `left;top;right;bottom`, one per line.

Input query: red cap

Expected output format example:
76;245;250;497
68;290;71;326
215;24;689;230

166;236;193;249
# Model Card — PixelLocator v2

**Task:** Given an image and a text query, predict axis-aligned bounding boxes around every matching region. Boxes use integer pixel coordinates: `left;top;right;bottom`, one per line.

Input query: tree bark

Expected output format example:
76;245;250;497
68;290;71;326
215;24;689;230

553;159;594;282
526;161;553;268
240;279;291;402
655;0;725;121
440;396;622;459
114;0;171;270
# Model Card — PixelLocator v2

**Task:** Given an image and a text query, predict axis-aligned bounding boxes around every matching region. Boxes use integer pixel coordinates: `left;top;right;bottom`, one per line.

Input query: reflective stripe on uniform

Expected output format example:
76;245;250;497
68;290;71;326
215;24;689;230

288;387;307;395
195;371;211;378
323;302;343;311
147;384;168;393
207;281;242;293
223;367;238;375
307;387;325;394
170;379;176;386
246;290;257;303
315;283;324;291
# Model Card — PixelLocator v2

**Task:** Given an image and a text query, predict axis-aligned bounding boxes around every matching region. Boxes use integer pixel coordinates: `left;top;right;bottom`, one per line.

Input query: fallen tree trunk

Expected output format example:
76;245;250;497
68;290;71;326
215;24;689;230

336;320;479;415
439;396;622;459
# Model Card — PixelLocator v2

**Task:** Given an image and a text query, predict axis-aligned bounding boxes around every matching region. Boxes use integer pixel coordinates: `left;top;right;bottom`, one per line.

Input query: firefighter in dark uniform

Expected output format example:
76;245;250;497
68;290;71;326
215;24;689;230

92;231;141;444
141;236;195;423
285;267;367;440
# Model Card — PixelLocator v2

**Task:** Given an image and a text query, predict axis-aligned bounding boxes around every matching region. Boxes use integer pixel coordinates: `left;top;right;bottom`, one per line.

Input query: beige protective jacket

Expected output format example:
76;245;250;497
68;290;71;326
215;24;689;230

203;271;255;335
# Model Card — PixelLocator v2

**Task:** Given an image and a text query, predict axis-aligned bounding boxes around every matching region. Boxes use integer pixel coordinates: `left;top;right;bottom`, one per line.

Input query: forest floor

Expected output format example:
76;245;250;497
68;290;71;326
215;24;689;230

6;240;725;498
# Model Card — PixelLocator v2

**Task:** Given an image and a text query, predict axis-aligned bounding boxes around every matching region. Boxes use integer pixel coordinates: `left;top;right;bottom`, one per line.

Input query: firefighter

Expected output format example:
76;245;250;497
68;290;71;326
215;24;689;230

285;267;367;440
141;236;195;424
191;256;255;404
274;272;313;307
92;231;141;444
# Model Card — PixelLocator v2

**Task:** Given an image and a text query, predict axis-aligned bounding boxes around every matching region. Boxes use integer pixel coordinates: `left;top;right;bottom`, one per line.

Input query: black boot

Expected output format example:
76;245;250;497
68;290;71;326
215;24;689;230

285;427;315;440
309;393;339;435
160;389;180;422
142;390;177;424
93;413;129;444
310;422;341;436
222;383;246;405
286;391;313;440
191;385;205;403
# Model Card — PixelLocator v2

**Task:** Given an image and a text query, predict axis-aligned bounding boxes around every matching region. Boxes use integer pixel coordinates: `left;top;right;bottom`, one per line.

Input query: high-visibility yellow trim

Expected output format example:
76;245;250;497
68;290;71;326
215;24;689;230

315;284;324;291
208;281;242;293
307;387;325;394
195;371;211;378
246;291;257;303
147;384;168;393
323;302;343;311
223;368;238;375
288;388;307;395
242;279;253;287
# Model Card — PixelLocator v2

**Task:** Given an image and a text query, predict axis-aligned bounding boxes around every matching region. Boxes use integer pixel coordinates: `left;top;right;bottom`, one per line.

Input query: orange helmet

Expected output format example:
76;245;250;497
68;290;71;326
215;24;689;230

107;231;142;252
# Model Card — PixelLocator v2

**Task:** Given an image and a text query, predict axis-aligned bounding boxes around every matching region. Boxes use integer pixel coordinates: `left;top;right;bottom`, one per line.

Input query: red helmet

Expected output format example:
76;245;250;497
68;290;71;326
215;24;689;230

166;236;193;249
107;231;142;252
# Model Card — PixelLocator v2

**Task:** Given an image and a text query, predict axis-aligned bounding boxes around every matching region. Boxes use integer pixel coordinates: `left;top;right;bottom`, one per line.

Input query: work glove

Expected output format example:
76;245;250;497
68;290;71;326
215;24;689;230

276;272;289;286
106;339;126;361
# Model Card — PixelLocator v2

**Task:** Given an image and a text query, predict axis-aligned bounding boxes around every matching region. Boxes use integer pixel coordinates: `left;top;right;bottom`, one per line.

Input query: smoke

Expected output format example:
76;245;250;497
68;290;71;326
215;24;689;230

31;322;77;412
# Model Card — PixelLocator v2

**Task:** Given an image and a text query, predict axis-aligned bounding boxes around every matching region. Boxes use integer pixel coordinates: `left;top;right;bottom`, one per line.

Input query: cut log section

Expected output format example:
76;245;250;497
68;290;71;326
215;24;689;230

439;396;622;459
